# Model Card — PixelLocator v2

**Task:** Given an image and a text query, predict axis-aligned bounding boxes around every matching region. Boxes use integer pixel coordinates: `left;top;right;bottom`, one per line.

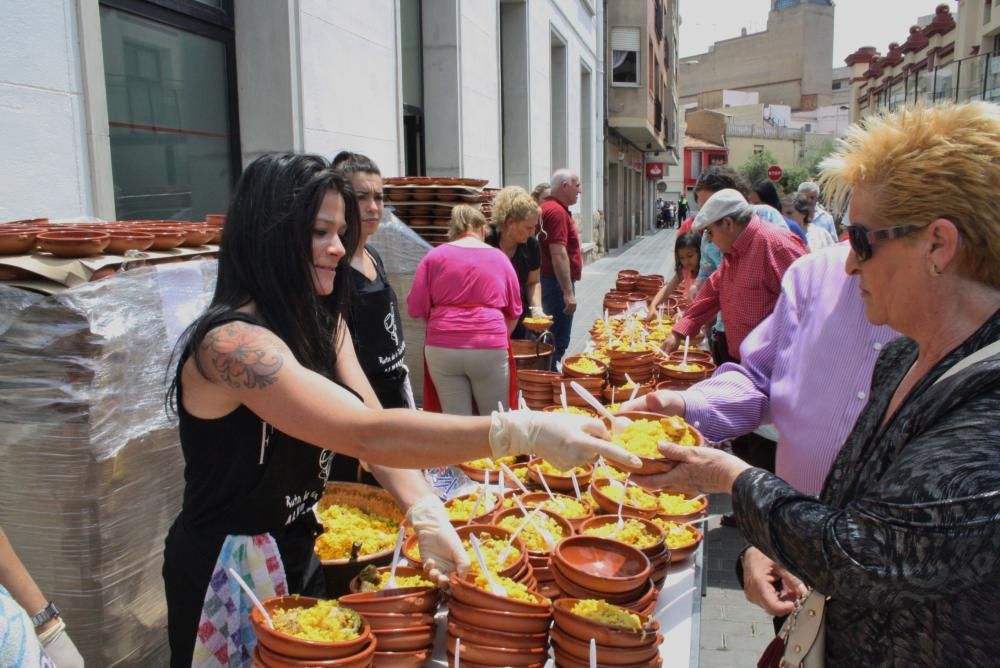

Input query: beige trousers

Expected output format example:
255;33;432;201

424;345;510;416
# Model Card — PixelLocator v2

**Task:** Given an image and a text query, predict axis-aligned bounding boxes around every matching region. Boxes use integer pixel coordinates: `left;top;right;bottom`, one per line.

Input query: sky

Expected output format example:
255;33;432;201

679;0;950;68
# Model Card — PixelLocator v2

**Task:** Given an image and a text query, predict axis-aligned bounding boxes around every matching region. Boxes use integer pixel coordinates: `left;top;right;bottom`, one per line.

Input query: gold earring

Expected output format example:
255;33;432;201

929;263;942;277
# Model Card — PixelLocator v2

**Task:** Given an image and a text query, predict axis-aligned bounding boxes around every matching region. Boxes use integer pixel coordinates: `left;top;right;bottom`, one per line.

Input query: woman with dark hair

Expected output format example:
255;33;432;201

163;153;637;667
785;192;836;251
750;178;807;244
648;231;702;312
327;151;411;484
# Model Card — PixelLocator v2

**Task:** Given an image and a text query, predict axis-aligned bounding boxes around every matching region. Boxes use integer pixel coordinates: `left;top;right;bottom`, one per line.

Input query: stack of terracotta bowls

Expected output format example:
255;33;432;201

561;354;608;381
457;458;530;487
635;274;665;300
515;369;562;409
445;573;552;668
339;576;441;667
493;504;575;599
550;375;603;409
250;596;377;668
656;356;716;385
615;269;639;293
579;515;670;588
550;598;663;668
603;290;630;315
550;536;657;617
404;524;535;589
652;492;708;563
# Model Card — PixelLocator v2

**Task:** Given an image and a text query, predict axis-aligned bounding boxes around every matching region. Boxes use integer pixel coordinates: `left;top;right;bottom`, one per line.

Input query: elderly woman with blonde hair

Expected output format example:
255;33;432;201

635;103;1000;665
407;205;522;414
486;186;545;338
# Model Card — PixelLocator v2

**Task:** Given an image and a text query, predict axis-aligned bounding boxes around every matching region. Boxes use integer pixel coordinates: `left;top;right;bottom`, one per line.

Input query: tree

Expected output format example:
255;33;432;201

802;137;839;175
777;165;812;196
736;149;779;188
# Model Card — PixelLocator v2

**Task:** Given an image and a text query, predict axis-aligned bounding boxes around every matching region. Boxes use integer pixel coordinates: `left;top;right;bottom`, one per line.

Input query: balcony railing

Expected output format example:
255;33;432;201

655;97;663;133
725;121;803;140
862;51;1000;116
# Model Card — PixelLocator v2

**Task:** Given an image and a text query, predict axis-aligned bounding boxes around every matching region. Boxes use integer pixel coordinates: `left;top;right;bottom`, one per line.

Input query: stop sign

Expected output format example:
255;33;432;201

767;165;783;181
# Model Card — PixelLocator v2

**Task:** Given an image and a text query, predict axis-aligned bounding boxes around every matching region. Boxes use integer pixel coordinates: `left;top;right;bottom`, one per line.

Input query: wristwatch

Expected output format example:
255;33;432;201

31;601;60;629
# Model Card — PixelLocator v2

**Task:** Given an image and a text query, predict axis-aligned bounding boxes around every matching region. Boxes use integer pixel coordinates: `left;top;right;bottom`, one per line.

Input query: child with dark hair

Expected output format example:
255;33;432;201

648;231;702;315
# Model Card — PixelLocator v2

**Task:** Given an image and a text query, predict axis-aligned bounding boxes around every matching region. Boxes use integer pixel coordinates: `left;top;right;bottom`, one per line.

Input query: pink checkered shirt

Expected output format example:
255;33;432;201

674;216;805;361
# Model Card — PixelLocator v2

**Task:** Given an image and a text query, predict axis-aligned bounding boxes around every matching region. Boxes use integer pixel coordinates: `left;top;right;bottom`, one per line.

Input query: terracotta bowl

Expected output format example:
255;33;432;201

551;598;658;648
254;641;376;668
403;524;526;579
516;369;562;384
602;383;654;404
36;230;109;258
371;648;429;668
180;226;215;246
444;491;502;526
549;560;654;606
446;618;549;650
347;565;436;595
550;625;662;665
617;269;640;279
578;514;665;559
522;316;553;334
448;573;550;614
350;610;434;631
338;587;441;615
664;525;704;563
446;634;548;667
0;229;39;255
515;483;594;531
667;350;713;365
204;213;226;225
134;227;187;251
250;596;372;660
657;359;716;381
602;411;705;476
655;492;709;523
615;279;637;292
589;478;661;519
552;536;650;595
370;624;435;652
105;231;155;254
550;376;604;407
552;649;660;668
456;458;527;486
655;379;696;392
561;355;608;379
525;459;593;495
493;507;574;556
446;598;552;634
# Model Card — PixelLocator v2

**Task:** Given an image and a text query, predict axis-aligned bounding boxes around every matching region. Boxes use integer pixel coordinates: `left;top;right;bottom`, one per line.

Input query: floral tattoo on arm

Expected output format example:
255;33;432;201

202;323;284;389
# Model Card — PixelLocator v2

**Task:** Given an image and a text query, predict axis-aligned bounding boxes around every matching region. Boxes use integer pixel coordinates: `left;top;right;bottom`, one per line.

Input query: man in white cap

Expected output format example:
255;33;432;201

797;181;838;240
662;189;805;362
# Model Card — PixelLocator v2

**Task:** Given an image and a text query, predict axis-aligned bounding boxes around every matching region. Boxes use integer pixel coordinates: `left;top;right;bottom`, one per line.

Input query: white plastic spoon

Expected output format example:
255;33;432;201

535;467;567;511
681;517;711;529
386;525;406;589
626;373;641;403
483;472;494;513
498;461;529;494
228;568;273;629
512;495;556;549
454;636;461;668
616;474;632;531
570;469;583;501
681;335;691;369
468;534;507;597
590;638;597;668
465;490;485;526
569;380;630;435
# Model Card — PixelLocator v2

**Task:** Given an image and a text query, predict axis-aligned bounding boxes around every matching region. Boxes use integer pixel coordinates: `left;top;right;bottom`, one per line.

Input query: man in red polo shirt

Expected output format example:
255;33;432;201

538;168;583;369
663;189;804;361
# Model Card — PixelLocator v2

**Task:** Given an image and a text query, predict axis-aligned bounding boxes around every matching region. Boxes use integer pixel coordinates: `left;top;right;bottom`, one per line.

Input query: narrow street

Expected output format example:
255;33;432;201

572;229;772;667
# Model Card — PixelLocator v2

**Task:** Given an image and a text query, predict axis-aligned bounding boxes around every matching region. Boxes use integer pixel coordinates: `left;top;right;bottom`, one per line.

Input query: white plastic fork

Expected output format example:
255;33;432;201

569;470;583;501
616;474;632;531
465;490;485;526
498;461;529;494
498;505;544;564
468;534;507;597
535;468;567;511
625;372;641;403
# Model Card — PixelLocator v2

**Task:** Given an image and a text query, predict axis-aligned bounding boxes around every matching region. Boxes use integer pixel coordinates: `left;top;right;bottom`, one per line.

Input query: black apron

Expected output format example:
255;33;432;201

329;247;410;485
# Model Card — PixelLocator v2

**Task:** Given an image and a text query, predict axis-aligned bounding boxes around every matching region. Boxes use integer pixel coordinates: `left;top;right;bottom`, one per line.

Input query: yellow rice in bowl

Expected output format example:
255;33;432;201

531;459;588;477
411;534;521;574
272;599;362;642
446;491;500;521
565;357;604;374
546;406;597;418
612;417;696;458
593;463;628;482
315;503;399;561
359;570;435;593
600;483;658;510
570;599;642;631
496;513;566;552
472;573;547;603
651;518;699;549
582;518;660;549
518;495;590;519
463;455;519;471
657;492;703;515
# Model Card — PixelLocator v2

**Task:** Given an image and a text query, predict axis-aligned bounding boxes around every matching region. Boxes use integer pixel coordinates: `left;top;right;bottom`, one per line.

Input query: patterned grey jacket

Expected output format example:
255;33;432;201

734;310;1000;666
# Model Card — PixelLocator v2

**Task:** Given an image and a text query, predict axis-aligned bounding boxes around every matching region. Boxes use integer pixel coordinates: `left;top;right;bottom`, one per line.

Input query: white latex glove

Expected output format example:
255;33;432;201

528;306;547;318
489;410;642;472
38;620;84;668
405;495;469;585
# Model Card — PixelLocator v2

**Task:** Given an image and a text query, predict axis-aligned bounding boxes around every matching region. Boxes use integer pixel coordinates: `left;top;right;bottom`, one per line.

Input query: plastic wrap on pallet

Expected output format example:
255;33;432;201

368;214;432;405
0;260;217;666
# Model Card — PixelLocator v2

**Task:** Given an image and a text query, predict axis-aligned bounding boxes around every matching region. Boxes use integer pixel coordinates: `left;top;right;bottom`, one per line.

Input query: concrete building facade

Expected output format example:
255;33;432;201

2;0;605;245
604;0;679;250
678;0;834;112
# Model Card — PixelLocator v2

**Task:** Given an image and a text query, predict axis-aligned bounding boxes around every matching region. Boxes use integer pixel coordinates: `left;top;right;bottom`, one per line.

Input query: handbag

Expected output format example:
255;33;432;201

757;338;1000;668
757;590;828;668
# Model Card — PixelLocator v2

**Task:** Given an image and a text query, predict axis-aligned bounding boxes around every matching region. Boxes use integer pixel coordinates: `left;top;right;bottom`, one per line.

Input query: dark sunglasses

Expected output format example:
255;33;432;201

846;223;924;262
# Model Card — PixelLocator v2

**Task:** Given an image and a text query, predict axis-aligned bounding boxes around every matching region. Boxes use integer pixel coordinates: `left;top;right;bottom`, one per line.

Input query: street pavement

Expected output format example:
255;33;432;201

570;228;773;667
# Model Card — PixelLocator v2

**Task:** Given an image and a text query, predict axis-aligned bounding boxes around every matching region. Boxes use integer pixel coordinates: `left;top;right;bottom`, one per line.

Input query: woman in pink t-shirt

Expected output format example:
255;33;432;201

407;205;522;414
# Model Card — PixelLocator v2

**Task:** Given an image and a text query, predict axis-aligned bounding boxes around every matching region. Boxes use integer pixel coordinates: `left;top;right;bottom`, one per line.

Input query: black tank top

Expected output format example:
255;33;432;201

175;313;349;537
